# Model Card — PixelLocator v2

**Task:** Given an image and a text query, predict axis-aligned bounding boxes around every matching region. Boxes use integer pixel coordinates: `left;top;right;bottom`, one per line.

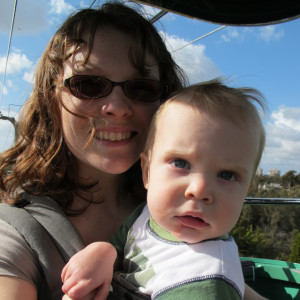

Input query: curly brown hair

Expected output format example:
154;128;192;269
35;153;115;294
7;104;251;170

0;2;187;211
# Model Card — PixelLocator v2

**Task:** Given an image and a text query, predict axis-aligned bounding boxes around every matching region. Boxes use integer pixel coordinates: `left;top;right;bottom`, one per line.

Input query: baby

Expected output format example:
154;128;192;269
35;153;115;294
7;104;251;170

62;78;266;300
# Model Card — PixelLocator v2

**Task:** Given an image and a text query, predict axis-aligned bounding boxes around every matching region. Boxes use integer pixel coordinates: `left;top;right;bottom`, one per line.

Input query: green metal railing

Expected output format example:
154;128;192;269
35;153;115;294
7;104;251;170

241;198;300;299
244;197;300;205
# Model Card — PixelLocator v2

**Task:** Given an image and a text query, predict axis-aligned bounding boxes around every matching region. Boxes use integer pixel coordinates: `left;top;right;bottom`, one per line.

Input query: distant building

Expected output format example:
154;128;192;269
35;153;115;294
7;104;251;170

259;183;282;191
270;183;282;189
256;168;263;176
268;168;280;177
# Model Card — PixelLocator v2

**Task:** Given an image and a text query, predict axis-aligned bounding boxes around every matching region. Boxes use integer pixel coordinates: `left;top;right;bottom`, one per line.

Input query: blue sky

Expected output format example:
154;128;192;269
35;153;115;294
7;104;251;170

0;0;300;175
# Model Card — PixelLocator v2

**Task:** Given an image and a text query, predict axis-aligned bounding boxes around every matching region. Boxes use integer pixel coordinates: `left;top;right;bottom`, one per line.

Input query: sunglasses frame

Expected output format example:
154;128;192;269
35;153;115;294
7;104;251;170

63;75;167;102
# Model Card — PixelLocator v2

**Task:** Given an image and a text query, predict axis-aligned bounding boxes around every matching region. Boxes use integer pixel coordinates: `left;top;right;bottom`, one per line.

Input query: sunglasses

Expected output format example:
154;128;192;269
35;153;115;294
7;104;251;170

63;75;167;102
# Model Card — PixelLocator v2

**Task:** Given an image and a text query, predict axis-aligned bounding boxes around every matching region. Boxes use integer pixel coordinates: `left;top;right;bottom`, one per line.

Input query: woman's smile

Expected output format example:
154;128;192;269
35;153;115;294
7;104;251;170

95;131;132;141
93;123;137;142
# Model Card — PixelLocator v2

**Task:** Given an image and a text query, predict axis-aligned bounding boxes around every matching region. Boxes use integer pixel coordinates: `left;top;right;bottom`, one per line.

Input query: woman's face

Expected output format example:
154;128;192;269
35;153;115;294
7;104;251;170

59;27;160;179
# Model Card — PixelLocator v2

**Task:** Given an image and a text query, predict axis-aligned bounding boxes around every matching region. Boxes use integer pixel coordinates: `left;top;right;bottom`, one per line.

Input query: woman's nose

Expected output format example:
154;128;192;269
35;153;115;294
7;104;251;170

100;86;133;118
184;175;213;204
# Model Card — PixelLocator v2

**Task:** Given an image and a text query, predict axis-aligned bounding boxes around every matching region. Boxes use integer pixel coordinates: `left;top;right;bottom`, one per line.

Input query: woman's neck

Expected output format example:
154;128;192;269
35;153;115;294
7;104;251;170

71;172;121;209
68;173;136;245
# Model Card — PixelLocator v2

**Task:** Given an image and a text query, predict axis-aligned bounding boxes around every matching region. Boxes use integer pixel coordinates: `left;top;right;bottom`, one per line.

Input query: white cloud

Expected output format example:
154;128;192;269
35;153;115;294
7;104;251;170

272;106;300;130
0;0;79;35
219;25;284;44
2;86;8;95
6;80;13;88
259;26;284;42
1;80;13;95
0;52;33;75
79;1;89;8
164;33;222;83
23;65;36;85
0;0;49;34
221;28;241;42
0;51;33;94
49;0;74;15
260;106;300;174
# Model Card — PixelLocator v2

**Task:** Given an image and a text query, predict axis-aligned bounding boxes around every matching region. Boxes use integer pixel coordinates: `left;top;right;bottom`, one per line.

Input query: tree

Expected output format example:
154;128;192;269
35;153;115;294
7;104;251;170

295;173;300;186
289;232;300;263
0;112;18;142
281;170;297;189
237;171;300;261
232;224;273;258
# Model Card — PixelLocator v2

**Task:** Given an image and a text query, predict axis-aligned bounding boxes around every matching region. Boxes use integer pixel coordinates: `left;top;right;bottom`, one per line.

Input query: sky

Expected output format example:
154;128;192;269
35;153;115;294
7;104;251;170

0;0;299;176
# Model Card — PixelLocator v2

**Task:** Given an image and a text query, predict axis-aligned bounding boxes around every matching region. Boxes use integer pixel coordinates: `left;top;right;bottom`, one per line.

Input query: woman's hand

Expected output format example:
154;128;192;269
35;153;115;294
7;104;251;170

61;242;117;300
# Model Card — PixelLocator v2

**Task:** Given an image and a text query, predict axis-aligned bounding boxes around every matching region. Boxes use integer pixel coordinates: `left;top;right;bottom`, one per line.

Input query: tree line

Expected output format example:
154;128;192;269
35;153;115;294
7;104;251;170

232;170;300;263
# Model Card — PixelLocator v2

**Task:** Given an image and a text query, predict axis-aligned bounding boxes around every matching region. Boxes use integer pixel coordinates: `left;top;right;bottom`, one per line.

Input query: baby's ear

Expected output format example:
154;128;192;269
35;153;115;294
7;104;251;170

140;152;150;189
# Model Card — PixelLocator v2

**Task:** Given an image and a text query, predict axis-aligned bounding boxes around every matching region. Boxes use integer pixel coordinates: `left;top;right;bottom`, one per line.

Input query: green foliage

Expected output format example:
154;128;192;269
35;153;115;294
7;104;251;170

232;170;300;261
281;170;297;188
289;232;300;263
232;224;273;258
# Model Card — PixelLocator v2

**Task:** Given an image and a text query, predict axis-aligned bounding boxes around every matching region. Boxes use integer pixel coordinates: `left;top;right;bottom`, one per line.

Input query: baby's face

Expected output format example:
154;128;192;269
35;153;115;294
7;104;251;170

142;101;259;243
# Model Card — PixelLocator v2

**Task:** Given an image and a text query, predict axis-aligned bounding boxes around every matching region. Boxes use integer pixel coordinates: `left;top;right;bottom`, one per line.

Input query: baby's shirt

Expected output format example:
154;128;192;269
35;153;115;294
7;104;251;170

111;205;244;300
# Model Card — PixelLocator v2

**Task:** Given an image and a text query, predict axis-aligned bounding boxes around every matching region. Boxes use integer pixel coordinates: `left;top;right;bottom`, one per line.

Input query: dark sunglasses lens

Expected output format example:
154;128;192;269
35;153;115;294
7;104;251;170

68;76;111;99
125;80;164;102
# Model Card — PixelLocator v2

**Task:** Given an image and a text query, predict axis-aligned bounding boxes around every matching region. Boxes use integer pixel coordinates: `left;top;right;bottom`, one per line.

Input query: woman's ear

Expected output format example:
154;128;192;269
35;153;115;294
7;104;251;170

140;152;150;190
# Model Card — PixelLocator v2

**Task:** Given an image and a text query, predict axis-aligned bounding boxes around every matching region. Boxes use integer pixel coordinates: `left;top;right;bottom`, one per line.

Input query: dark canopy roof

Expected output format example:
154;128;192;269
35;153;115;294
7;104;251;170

136;0;300;25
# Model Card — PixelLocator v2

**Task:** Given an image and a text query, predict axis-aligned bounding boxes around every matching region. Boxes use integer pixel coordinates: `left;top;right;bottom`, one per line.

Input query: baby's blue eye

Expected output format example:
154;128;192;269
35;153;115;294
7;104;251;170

172;159;189;169
219;171;236;181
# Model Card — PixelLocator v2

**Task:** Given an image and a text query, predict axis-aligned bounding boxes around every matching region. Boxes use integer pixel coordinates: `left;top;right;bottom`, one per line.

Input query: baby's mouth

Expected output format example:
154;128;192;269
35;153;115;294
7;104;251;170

177;215;210;229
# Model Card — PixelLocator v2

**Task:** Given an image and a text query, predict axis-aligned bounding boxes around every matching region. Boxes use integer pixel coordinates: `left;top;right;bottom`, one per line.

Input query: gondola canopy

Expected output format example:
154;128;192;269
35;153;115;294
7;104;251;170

136;0;300;25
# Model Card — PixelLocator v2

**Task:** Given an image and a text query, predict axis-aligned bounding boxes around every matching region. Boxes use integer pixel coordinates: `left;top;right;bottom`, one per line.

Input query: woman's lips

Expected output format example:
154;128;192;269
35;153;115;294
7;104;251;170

176;215;210;229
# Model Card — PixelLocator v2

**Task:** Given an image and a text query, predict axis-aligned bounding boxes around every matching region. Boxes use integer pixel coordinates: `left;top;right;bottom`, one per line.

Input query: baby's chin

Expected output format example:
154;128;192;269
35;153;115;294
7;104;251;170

171;229;206;244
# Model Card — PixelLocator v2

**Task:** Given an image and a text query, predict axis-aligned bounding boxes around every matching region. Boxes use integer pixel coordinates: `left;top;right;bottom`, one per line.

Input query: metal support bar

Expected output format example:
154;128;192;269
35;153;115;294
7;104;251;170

244;198;300;205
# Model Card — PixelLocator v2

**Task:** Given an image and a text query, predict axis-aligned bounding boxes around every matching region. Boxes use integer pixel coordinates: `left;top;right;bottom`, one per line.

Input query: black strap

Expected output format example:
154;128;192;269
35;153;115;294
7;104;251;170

110;273;151;300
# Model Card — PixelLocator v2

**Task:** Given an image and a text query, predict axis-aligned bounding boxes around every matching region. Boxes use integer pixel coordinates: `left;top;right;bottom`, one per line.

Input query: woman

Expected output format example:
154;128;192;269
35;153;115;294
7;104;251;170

0;2;265;299
0;3;185;299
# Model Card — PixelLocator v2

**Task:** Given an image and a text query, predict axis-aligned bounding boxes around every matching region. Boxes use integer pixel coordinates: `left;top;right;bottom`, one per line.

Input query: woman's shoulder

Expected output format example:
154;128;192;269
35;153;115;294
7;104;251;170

0;195;54;286
0;193;85;296
0;193;59;286
0;218;40;287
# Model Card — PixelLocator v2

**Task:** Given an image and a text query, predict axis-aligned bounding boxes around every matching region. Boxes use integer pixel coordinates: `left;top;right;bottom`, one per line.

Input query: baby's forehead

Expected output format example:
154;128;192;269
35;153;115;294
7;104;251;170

158;100;195;117
160;97;252;122
157;100;223;124
157;99;259;139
